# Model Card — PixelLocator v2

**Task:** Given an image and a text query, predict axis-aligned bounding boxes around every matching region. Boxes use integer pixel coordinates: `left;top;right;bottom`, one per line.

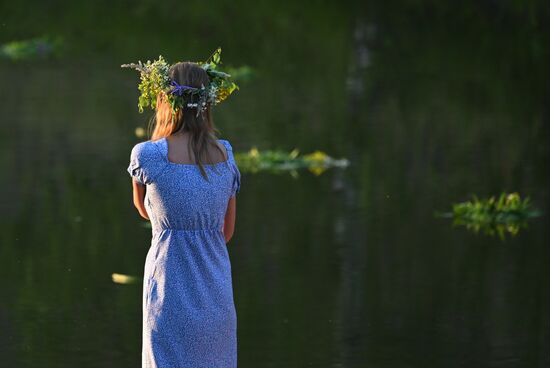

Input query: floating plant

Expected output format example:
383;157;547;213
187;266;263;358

436;192;542;239
234;146;349;177
0;35;63;61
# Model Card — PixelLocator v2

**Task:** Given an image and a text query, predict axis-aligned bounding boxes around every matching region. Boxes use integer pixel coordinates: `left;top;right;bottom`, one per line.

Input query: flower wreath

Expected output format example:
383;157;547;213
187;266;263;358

121;47;238;116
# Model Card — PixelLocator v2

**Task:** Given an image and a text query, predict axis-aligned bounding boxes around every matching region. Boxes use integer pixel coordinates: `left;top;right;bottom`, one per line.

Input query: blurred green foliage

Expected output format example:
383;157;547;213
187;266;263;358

0;35;63;61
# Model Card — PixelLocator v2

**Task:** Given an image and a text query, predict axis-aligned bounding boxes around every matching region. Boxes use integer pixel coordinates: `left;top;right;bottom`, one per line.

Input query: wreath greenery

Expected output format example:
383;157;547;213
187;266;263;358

121;47;238;115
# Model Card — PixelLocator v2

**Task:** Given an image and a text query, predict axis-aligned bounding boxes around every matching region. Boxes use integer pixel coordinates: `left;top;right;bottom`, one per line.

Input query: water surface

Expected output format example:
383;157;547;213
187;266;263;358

1;2;549;367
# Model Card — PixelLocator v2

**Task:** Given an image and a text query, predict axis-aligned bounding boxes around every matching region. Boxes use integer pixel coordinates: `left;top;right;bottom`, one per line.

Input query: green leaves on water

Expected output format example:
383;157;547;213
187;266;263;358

437;192;542;240
234;147;349;177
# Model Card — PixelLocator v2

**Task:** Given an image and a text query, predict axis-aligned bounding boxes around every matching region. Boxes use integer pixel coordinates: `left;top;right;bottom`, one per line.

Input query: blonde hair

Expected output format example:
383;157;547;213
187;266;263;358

148;62;225;180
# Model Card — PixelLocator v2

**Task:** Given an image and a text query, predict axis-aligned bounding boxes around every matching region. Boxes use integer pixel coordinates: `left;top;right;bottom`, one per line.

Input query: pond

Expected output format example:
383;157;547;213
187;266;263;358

0;2;549;367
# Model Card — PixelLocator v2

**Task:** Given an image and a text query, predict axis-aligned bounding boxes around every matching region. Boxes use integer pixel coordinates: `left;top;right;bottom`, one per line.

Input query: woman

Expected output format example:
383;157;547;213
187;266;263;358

126;61;241;367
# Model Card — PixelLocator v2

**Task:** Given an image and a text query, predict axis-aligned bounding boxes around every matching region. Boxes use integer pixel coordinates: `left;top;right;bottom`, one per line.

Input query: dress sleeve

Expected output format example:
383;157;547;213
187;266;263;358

127;141;159;185
221;139;241;197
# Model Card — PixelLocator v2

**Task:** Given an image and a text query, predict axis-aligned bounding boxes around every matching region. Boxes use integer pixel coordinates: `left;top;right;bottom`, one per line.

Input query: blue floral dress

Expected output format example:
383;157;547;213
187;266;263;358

127;137;241;368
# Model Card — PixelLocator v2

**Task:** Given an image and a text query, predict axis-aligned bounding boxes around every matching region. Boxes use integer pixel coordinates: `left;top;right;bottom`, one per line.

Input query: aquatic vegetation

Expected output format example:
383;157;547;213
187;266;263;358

437;192;542;239
0;35;63;61
234;147;349;177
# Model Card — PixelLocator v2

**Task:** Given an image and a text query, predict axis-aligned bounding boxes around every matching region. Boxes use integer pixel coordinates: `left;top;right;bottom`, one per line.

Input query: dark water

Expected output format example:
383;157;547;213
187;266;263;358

1;1;549;367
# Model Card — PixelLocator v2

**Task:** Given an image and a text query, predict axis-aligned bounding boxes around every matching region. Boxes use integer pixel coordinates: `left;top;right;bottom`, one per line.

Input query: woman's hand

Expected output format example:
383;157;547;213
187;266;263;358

223;195;237;243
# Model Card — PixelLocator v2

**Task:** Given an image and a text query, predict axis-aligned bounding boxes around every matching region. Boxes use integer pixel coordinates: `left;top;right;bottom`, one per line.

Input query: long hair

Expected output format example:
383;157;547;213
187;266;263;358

149;62;224;180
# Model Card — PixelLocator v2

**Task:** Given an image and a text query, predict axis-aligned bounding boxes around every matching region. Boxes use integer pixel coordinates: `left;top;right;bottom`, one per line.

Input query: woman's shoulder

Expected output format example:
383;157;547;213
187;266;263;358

127;139;168;185
217;138;234;151
130;139;164;163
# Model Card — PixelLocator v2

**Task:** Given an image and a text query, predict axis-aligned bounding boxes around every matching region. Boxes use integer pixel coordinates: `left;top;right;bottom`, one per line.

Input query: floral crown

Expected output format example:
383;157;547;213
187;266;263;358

121;47;238;116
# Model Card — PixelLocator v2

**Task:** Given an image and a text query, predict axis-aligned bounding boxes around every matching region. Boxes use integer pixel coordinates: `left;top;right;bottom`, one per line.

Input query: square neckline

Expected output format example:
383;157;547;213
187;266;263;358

161;137;230;167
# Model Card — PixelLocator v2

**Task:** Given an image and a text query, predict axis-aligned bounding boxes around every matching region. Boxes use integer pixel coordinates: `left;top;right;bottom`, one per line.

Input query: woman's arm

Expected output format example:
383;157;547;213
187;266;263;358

131;179;150;220
223;195;237;243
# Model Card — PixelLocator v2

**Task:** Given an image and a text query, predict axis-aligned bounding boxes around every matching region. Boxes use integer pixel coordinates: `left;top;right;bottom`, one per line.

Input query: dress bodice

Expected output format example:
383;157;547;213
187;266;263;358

127;137;241;234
